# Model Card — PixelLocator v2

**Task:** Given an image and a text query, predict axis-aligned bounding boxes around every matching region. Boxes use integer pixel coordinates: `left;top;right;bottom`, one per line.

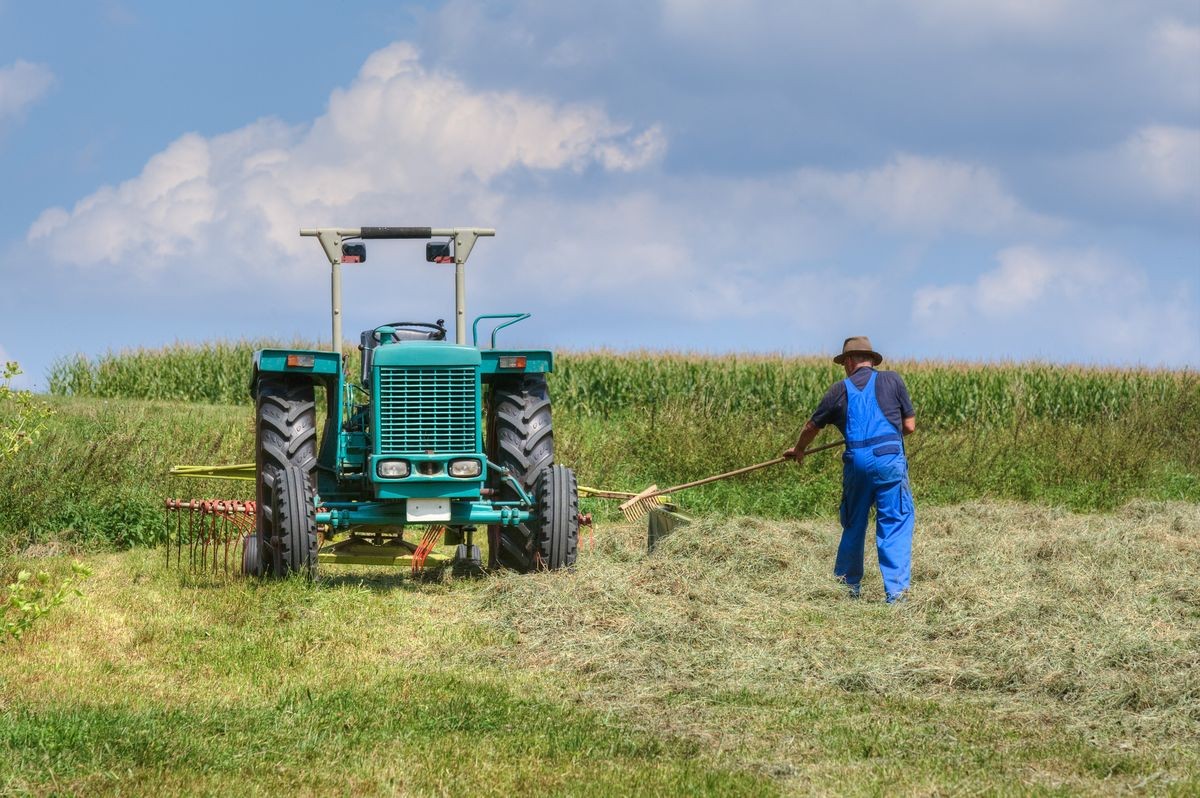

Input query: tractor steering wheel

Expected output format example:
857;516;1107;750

374;320;447;342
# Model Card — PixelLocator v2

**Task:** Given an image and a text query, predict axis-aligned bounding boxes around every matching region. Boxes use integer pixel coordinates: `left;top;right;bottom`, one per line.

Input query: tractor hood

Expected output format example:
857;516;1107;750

372;341;482;368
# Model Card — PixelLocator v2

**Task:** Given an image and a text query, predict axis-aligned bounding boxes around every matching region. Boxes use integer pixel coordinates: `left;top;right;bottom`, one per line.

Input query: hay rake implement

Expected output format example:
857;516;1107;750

163;498;256;575
163;485;457;577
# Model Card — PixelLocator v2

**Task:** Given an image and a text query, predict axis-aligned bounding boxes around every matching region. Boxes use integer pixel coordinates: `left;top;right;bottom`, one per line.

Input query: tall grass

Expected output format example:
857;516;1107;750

47;341;314;404
49;343;1199;429
15;342;1198;550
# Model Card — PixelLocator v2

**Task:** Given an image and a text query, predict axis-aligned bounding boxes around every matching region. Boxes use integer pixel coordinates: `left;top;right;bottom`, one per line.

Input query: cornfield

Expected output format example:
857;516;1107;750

48;342;1199;429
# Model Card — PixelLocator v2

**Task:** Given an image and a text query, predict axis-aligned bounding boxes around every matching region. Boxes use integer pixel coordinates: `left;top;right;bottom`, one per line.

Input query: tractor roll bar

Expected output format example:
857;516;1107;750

300;227;495;351
360;227;432;239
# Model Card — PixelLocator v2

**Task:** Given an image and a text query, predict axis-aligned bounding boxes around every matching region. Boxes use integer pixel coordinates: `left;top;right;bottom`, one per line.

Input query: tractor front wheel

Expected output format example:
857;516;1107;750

487;375;554;572
261;465;318;578
532;464;579;571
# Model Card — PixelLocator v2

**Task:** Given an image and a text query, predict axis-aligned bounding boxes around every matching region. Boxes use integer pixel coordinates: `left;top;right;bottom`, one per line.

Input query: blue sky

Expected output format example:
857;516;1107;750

1;0;1198;388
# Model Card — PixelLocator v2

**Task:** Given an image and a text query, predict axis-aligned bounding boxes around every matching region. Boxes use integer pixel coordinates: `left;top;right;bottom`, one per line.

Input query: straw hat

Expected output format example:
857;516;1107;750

833;336;883;366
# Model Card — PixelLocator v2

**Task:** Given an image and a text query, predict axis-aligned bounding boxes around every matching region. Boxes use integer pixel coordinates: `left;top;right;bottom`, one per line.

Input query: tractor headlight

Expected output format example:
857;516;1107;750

448;459;482;478
377;459;410;478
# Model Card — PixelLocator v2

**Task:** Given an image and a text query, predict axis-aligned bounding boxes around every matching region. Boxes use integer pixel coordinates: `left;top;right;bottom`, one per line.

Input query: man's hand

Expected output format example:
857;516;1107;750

783;447;805;466
786;420;821;466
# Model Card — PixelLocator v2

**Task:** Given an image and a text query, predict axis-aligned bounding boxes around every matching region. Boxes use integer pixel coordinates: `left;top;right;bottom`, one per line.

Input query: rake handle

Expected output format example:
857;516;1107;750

638;439;845;501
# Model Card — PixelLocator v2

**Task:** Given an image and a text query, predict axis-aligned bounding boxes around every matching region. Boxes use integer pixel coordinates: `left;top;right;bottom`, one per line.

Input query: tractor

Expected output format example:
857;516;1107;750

240;225;578;578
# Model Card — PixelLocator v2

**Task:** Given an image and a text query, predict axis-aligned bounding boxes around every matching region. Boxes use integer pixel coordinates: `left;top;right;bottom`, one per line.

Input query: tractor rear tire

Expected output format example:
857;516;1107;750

254;375;317;578
487;374;554;573
533;465;579;571
261;465;318;578
254;375;318;479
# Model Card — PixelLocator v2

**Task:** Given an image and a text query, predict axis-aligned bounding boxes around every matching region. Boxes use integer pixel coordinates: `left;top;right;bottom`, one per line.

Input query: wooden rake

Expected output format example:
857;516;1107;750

618;439;847;522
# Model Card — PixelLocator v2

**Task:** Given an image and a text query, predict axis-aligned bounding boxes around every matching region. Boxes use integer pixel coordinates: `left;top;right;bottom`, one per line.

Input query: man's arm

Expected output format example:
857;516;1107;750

786;382;843;464
895;373;916;436
784;420;821;464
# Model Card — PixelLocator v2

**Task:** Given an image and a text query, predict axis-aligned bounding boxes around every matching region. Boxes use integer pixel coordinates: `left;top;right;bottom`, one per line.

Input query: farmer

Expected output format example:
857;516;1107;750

785;336;916;602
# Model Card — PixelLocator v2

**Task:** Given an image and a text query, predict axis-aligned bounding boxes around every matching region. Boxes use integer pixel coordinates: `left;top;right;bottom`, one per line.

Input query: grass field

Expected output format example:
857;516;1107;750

2;502;1197;795
5;345;1200;550
3;346;1199;794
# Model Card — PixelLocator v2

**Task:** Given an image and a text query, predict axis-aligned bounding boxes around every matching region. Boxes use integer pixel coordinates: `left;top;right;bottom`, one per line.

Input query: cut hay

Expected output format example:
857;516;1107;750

475;501;1200;787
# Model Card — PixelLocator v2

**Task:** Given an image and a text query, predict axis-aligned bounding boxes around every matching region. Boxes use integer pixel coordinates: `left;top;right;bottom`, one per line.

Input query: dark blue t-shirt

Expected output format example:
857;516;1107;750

811;366;914;436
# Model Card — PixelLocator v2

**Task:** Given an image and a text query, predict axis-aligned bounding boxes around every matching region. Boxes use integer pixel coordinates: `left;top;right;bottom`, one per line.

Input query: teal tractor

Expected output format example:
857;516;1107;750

244;226;578;577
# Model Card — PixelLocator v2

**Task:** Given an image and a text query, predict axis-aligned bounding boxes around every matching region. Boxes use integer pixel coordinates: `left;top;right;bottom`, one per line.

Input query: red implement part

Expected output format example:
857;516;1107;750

164;498;256;574
411;525;444;576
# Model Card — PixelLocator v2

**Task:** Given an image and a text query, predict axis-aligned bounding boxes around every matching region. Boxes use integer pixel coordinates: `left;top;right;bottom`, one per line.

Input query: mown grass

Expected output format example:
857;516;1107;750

0;553;765;796
2;502;1197;795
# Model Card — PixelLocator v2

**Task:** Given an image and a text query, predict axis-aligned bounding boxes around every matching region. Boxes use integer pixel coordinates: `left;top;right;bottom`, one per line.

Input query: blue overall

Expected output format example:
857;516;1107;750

836;371;914;601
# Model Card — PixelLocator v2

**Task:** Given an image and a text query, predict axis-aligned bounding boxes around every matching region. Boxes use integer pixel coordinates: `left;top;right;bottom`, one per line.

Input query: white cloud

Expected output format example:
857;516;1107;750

912;246;1200;364
489;182;872;327
1114;125;1200;205
660;0;1134;49
1060;125;1200;217
0;60;55;122
911;0;1084;34
28;42;666;272
794;155;1057;237
1150;19;1200;107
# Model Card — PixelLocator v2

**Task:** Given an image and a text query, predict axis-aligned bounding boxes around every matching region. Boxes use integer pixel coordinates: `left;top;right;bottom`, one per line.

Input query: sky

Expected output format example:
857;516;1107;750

1;0;1198;388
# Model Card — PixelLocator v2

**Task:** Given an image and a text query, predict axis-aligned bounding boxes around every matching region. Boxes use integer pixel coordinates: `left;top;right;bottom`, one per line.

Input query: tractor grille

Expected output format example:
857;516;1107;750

377;367;478;454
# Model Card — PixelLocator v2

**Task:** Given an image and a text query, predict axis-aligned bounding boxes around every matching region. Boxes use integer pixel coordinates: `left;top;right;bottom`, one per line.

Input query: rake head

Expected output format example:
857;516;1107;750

164;498;256;575
618;485;670;522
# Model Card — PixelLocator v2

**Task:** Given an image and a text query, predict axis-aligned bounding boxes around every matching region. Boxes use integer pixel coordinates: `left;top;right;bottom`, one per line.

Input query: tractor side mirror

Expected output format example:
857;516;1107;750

342;243;367;263
426;241;453;263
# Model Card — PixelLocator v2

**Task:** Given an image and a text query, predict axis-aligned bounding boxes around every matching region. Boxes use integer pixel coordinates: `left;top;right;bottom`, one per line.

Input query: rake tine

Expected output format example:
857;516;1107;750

165;501;172;569
166;501;174;568
189;503;198;570
202;503;211;573
211;508;218;573
213;509;221;574
222;512;231;575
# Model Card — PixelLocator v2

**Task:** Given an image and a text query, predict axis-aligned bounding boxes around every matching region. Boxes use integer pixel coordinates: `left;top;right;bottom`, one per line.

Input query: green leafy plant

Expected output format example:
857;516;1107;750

2;562;90;641
1;361;53;462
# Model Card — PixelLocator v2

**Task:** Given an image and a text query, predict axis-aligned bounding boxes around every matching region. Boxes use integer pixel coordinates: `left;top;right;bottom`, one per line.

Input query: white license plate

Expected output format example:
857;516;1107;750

407;499;451;523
